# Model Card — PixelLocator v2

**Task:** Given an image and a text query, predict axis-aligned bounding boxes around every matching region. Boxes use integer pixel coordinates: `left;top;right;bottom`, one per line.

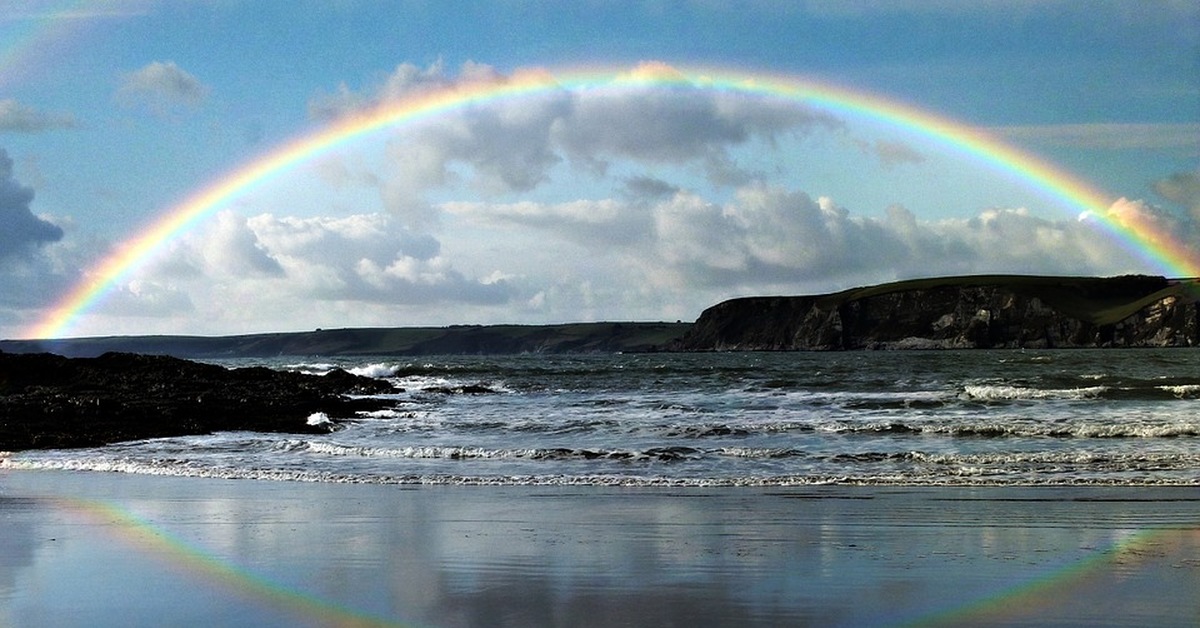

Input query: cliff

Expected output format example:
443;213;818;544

670;275;1200;351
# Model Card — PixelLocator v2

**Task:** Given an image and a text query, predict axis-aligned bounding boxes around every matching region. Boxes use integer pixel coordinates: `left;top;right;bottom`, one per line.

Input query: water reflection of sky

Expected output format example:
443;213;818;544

1;471;1197;627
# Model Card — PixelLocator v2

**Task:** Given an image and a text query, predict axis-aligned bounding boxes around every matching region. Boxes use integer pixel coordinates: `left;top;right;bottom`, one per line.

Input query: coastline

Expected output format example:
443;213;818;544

2;469;1197;627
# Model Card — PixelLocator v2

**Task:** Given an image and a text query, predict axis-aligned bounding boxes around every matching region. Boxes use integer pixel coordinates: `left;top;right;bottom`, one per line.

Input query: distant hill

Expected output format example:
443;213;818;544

5;275;1199;358
668;274;1200;351
0;322;692;358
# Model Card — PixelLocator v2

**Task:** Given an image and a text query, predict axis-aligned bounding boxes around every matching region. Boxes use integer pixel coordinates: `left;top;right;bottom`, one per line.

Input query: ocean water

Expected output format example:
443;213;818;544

4;349;1200;486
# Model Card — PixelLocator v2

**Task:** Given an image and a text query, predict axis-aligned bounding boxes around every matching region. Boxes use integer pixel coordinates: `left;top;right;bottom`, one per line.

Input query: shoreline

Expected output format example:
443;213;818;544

2;469;1197;627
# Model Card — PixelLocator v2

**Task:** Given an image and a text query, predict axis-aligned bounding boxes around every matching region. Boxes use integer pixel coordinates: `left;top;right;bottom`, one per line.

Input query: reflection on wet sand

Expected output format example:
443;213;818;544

1;471;1197;627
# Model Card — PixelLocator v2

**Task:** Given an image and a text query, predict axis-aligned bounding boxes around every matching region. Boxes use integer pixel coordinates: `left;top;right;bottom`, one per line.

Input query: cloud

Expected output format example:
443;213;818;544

1154;170;1200;219
444;198;654;249
309;61;845;220
443;183;1177;301
117;61;209;114
74;210;521;334
0;148;64;261
199;212;286;277
0;99;75;133
0;152;94;326
64;181;1200;337
622;176;680;200
554;80;840;171
867;139;926;167
184;212;508;304
653;187;1184;288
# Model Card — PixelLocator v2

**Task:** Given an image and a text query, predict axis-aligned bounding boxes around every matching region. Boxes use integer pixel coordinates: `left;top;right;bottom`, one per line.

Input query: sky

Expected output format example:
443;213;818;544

1;0;1197;339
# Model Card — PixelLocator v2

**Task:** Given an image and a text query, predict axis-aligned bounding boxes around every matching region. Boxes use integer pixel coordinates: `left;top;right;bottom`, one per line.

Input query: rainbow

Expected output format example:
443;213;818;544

26;61;1200;339
57;496;410;627
902;526;1197;627
0;0;96;89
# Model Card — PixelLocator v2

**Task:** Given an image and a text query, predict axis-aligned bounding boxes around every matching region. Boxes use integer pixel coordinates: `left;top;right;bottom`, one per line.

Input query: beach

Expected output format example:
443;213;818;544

1;469;1197;627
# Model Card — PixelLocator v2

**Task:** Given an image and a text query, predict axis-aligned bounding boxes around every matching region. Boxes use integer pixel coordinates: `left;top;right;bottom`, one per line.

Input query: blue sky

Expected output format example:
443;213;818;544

1;0;1197;338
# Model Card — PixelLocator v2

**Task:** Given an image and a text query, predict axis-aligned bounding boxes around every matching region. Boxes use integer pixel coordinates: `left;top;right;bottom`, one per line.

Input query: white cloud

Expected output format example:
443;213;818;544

447;184;1179;301
117;61;209;114
0;99;75;133
199;211;285;278
51;183;1200;337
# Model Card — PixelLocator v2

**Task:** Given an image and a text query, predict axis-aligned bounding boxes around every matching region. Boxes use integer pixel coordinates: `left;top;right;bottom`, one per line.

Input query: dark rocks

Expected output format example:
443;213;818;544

671;275;1200;351
0;352;397;451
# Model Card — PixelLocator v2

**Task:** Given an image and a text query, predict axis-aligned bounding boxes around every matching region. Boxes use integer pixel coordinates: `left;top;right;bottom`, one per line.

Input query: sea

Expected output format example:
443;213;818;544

4;349;1200;486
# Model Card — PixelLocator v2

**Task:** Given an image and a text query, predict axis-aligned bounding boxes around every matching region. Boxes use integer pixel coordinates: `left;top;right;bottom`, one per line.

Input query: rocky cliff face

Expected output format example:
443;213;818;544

671;275;1200;351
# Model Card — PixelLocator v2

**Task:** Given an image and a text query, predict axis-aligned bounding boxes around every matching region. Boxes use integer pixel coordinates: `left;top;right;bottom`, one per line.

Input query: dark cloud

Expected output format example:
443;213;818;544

622;176;680;200
872;139;926;167
1154;170;1200;219
0;148;64;261
0;99;76;133
556;86;841;173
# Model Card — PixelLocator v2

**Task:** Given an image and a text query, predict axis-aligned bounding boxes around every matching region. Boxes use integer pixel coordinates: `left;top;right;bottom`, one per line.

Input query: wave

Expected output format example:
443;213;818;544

961;384;1109;401
347;362;401;378
299;441;705;463
346;414;1200;440
1159;384;1200;398
283;362;339;374
817;420;1200;439
5;456;1198;487
960;382;1200;402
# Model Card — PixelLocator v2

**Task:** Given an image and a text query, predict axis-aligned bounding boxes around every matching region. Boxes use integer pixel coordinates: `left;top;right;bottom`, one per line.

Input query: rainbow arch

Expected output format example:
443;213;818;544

26;61;1200;339
0;0;97;89
58;497;407;627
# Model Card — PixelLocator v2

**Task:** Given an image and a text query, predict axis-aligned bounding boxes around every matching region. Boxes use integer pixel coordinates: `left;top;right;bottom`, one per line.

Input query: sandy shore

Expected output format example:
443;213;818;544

1;470;1197;627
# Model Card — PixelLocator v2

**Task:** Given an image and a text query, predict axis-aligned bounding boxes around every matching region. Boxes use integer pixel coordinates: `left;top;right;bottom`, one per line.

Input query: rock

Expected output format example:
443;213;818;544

670;275;1200;351
0;352;397;451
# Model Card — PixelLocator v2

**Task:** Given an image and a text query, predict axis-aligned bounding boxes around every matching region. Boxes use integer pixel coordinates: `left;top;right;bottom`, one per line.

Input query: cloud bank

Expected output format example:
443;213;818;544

82;184;1179;335
24;61;1199;336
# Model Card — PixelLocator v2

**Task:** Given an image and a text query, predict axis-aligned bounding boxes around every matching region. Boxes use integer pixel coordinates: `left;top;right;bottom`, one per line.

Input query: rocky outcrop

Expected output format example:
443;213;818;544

671;275;1200;351
0;352;396;451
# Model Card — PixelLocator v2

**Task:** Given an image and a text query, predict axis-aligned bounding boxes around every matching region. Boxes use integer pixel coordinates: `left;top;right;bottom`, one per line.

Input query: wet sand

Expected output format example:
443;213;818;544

1;469;1197;627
